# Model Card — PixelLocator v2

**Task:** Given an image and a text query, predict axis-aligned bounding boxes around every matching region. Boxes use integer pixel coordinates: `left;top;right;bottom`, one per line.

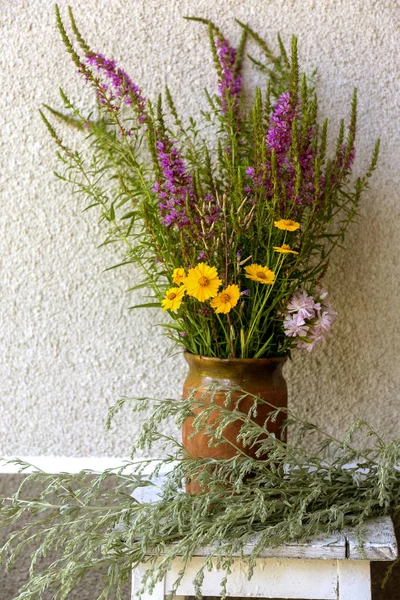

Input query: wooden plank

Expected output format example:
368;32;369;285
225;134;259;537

141;531;347;560
344;516;398;561
186;531;347;560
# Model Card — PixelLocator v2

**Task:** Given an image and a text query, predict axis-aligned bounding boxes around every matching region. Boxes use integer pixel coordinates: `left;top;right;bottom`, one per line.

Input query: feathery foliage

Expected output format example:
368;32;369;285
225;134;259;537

1;389;399;599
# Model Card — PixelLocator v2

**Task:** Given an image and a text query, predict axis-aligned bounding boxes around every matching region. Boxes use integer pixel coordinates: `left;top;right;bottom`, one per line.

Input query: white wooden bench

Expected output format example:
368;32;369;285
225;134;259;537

131;478;397;600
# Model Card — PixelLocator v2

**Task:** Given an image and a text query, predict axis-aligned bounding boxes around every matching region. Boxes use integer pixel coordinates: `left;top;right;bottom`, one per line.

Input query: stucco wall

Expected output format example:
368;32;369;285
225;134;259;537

1;0;399;460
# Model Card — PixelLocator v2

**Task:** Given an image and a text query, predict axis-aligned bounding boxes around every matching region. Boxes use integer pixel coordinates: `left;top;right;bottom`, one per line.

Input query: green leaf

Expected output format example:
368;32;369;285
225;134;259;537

103;261;133;271
128;302;161;309
156;323;183;332
126;282;151;292
253;333;275;358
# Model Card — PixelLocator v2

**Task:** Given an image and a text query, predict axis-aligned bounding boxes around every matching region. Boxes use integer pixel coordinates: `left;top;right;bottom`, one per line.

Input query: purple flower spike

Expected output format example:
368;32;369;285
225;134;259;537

244;93;321;209
215;37;242;115
266;92;295;157
204;193;221;225
154;138;221;231
154;137;196;229
337;143;356;173
84;53;147;123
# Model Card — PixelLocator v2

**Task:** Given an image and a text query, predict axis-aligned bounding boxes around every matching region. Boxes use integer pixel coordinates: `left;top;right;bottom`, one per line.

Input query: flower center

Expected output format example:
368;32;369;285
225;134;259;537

220;293;231;303
256;271;267;279
167;292;177;300
198;276;209;287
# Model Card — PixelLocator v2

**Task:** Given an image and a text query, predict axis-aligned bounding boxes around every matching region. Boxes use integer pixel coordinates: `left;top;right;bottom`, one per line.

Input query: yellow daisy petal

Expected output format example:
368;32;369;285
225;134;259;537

161;286;186;312
210;285;241;314
172;267;186;286
184;263;222;302
273;244;299;255
244;264;275;285
274;219;301;232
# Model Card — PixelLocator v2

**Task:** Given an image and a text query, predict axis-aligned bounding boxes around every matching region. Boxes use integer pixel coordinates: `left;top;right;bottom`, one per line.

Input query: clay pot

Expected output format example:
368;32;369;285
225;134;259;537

182;352;287;493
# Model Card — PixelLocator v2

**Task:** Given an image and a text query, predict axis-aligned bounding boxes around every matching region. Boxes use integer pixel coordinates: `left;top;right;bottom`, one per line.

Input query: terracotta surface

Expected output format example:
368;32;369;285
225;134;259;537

182;353;287;493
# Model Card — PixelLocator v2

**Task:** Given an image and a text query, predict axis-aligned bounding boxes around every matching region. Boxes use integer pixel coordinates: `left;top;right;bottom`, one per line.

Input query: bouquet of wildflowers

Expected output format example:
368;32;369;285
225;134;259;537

43;8;379;359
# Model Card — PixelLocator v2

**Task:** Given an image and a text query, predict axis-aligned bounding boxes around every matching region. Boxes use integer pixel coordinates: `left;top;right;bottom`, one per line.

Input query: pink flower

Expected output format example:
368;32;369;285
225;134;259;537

283;313;309;338
317;289;329;301
283;288;337;353
309;329;327;344
286;290;316;319
315;310;335;333
295;339;315;352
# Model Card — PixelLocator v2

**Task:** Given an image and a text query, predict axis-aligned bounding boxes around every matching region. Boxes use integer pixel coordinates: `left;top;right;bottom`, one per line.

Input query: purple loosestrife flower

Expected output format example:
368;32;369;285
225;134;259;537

278;130;319;208
247;93;355;212
154;137;196;229
297;141;317;206
246;93;297;204
246;91;317;209
319;144;356;199
154;142;221;231
85;53;147;123
245;163;274;193
266;92;295;157
204;193;221;225
336;143;356;175
245;167;255;178
201;304;212;317
215;37;242;115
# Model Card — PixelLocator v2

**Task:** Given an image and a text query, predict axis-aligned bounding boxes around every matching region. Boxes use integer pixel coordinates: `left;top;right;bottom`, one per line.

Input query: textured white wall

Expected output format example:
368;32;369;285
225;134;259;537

1;0;399;459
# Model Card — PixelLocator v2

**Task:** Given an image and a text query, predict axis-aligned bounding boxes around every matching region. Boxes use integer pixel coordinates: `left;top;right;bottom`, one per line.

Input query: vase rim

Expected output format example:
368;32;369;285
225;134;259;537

183;351;287;366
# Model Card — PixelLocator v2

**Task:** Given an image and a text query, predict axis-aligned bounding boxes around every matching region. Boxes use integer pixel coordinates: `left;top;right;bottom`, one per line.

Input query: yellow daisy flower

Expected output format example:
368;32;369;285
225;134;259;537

161;286;186;312
244;264;275;285
210;285;241;314
274;219;301;232
273;244;299;255
172;267;186;286
184;263;222;302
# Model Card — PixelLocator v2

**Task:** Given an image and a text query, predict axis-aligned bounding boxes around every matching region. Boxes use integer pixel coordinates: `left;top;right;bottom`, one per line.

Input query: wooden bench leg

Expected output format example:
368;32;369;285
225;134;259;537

131;562;187;600
337;561;371;600
132;565;166;600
